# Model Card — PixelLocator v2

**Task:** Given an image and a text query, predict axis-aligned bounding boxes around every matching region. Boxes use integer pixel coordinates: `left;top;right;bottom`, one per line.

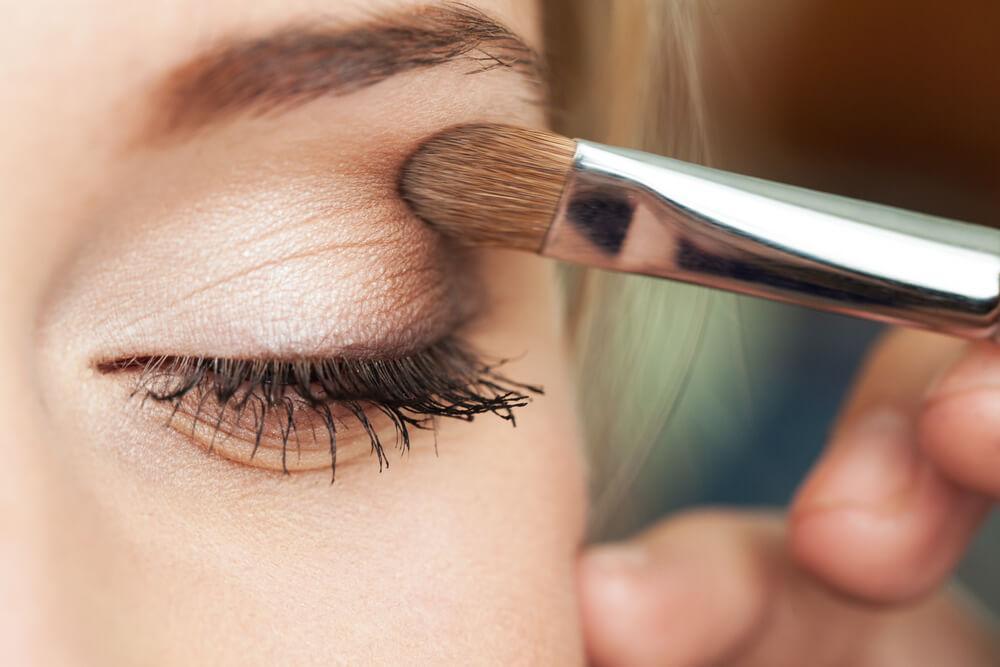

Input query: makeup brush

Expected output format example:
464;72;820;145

400;124;1000;340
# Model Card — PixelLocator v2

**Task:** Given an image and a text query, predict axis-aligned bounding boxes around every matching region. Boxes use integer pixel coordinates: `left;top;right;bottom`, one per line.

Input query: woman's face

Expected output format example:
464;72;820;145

2;1;587;663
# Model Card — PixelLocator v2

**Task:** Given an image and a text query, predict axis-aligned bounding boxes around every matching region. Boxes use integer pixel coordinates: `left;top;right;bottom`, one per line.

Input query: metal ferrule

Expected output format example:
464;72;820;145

542;140;1000;339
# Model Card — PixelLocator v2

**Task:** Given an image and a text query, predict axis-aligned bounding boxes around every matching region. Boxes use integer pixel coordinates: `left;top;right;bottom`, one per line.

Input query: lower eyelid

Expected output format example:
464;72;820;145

160;397;400;476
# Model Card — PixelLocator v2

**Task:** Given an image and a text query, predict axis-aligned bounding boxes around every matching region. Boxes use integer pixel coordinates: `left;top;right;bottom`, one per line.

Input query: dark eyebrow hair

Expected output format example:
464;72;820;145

148;2;543;140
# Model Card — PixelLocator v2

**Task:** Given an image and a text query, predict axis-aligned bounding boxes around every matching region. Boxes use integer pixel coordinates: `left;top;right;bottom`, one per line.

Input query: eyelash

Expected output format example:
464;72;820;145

100;338;540;481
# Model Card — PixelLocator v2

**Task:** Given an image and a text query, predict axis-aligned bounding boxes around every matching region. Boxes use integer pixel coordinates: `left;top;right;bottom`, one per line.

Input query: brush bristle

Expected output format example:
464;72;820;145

399;124;576;252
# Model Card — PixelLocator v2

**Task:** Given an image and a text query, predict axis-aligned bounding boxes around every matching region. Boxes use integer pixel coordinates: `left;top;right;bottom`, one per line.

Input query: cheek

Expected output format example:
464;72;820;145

306;382;588;663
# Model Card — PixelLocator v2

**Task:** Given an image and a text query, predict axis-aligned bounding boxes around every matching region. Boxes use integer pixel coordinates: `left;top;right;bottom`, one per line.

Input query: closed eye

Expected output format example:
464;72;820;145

97;337;541;481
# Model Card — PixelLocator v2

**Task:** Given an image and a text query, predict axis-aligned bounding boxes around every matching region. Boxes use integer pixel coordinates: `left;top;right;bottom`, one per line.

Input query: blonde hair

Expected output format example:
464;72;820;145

543;0;717;532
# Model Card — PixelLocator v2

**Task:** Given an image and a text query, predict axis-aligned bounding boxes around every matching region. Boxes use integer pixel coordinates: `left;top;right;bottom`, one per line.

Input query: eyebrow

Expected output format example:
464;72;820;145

148;2;543;141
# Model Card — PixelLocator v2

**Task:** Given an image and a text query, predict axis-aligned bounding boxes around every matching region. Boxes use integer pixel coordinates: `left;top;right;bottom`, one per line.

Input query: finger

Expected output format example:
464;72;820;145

919;341;1000;495
579;511;781;667
790;330;990;603
578;510;999;667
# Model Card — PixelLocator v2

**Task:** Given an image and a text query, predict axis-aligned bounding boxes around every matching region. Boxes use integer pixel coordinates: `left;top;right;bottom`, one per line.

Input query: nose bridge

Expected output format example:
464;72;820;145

0;21;117;662
0;461;63;665
0;334;82;666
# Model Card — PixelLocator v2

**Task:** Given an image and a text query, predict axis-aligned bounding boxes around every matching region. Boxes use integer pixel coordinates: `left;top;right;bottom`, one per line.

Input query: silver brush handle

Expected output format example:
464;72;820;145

542;140;1000;339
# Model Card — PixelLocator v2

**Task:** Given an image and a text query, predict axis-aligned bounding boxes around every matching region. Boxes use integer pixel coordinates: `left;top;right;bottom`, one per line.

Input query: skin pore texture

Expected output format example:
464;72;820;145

3;1;587;664
7;2;1000;665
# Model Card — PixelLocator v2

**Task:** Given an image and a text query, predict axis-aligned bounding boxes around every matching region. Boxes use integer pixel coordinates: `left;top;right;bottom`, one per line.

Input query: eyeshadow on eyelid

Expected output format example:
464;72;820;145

45;152;480;361
89;229;476;358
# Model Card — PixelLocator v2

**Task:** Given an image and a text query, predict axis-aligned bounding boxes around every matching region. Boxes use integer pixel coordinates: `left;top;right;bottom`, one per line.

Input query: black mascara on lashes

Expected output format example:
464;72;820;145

99;337;541;481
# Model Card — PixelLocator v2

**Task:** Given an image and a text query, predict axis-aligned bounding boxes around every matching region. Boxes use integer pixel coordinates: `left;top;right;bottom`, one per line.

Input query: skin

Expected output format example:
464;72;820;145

2;1;586;664
3;1;998;665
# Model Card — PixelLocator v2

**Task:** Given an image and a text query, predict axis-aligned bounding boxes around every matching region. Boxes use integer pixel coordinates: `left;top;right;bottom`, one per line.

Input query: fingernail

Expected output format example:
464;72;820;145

800;408;917;510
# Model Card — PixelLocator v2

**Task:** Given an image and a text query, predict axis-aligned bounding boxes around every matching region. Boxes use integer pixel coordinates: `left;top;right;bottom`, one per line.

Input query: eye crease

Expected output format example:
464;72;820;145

98;337;541;480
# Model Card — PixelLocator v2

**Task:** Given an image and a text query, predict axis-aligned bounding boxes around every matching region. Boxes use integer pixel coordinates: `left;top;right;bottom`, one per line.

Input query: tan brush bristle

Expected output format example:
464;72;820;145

399;124;577;252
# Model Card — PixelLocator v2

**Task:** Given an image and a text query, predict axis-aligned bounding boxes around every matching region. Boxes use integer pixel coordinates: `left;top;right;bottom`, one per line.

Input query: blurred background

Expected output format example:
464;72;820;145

545;0;1000;610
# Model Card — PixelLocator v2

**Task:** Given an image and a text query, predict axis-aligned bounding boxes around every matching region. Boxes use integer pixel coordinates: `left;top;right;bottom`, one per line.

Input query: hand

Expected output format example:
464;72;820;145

578;329;1000;666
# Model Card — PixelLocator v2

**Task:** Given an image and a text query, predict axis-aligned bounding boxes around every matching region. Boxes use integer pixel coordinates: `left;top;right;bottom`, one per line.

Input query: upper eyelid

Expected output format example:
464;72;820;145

86;236;395;335
169;239;399;320
78;170;455;354
61;187;471;362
